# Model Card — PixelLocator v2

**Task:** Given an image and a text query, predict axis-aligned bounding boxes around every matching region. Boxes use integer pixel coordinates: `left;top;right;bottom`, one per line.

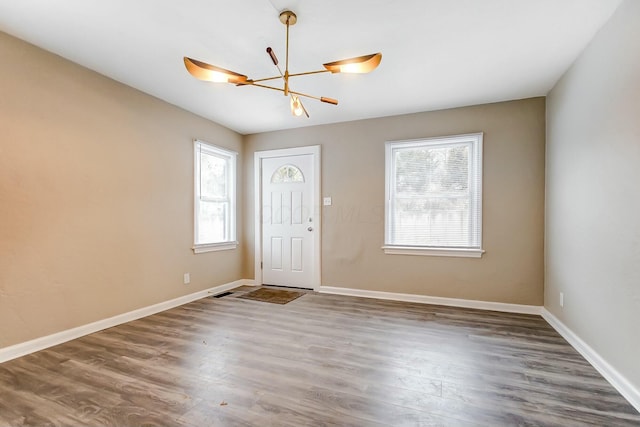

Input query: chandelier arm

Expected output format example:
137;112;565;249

273;62;286;84
290;91;338;105
245;83;330;106
248;75;283;84
287;69;332;78
289;90;319;101
265;47;291;97
243;82;311;117
246;82;287;93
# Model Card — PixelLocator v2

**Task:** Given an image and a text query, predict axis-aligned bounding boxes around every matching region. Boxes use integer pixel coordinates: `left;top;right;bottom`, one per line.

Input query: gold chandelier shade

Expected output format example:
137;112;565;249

323;53;382;74
183;57;248;84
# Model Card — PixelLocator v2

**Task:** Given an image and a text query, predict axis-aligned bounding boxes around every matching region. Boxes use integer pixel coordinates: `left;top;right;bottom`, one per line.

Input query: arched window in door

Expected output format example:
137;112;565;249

271;164;305;183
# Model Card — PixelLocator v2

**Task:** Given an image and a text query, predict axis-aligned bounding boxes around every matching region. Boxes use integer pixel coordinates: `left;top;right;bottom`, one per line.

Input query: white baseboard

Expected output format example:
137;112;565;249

318;286;542;315
541;309;640;413
0;279;247;364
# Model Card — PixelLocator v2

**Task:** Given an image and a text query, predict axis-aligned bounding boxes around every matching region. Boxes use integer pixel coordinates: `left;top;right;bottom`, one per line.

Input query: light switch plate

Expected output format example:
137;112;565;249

323;197;332;206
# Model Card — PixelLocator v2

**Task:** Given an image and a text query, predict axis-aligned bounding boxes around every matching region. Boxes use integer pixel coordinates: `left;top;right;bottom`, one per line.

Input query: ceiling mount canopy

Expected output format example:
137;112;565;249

184;9;382;118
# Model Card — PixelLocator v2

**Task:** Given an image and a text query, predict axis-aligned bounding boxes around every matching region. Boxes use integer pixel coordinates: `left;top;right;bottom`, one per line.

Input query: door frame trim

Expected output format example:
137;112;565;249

254;145;321;290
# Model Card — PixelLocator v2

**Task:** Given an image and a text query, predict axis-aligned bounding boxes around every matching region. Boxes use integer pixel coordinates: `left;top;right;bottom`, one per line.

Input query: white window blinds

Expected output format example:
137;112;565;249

384;133;483;256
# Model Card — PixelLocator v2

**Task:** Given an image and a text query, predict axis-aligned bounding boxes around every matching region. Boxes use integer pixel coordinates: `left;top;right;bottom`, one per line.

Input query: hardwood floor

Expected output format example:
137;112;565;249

1;287;638;426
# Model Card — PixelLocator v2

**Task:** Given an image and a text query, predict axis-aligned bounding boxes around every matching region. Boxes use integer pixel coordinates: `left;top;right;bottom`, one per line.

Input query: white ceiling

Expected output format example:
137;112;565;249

0;0;622;135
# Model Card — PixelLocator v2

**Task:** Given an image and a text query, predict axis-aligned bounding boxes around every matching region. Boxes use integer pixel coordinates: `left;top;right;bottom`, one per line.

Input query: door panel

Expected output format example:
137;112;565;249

271;237;283;270
291;238;303;272
271;192;283;224
291;191;303;224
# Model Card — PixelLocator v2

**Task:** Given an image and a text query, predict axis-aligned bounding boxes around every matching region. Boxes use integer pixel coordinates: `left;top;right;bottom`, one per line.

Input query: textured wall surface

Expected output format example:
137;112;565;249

545;0;640;395
0;32;243;347
244;98;546;305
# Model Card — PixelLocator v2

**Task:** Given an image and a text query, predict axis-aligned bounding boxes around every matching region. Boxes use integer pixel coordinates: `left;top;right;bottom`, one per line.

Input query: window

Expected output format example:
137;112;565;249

193;140;237;253
271;165;304;183
383;133;484;257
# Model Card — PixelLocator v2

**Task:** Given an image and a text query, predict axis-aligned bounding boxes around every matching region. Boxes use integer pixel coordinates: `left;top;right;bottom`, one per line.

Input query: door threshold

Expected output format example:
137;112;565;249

262;284;313;291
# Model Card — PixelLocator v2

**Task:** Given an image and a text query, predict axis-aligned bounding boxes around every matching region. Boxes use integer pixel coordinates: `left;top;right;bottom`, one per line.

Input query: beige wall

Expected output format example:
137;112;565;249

244;98;546;305
546;0;640;392
0;32;243;348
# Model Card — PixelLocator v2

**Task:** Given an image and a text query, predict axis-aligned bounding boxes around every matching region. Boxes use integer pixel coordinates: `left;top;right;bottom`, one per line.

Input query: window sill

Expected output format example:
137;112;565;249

381;245;485;258
193;241;238;254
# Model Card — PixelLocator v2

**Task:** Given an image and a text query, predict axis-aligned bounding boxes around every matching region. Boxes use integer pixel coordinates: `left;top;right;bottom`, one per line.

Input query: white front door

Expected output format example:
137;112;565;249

259;149;319;289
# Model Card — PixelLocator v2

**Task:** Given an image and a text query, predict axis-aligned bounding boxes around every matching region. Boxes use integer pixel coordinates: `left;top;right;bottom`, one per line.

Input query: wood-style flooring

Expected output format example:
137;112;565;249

1;287;638;426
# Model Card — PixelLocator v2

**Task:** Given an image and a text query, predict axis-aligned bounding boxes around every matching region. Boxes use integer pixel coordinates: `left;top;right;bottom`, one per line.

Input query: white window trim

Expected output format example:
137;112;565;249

193;241;238;254
193;140;238;254
381;245;484;258
383;133;484;258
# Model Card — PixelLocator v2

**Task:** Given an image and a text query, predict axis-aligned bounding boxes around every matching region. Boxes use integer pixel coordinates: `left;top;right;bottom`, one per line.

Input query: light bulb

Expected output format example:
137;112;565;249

340;63;364;73
209;71;230;83
290;96;304;117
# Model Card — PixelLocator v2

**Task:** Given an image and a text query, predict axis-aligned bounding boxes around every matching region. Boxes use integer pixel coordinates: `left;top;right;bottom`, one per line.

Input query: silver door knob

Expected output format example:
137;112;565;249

307;227;313;232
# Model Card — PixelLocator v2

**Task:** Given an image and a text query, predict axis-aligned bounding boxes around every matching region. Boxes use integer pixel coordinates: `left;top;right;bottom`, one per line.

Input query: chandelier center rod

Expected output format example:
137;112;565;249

279;10;297;96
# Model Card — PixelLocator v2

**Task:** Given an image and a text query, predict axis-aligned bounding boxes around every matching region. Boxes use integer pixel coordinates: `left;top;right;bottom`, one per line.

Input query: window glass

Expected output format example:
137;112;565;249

271;165;304;183
200;152;227;199
385;133;483;256
194;141;236;250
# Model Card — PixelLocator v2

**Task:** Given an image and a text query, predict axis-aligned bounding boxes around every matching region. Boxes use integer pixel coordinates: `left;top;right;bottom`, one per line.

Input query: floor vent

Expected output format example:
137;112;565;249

212;291;233;298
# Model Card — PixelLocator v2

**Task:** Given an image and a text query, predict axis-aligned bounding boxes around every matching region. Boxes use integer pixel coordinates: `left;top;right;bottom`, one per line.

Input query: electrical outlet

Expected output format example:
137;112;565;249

183;273;191;285
559;292;564;308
